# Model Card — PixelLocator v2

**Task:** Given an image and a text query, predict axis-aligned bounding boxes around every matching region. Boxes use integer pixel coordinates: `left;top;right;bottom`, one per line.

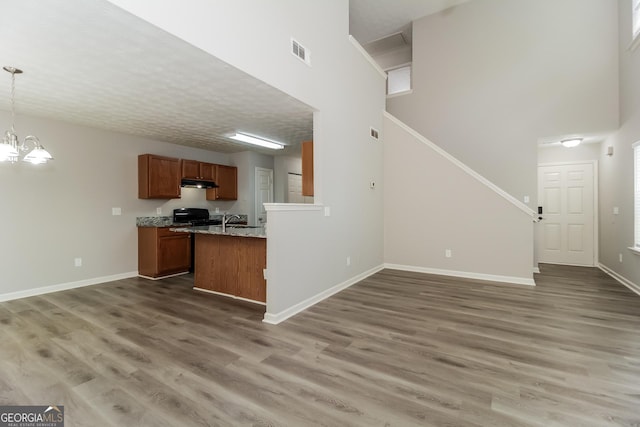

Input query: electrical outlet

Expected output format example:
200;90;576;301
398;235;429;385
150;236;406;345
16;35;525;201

112;207;122;216
346;256;351;267
613;207;619;215
324;206;331;217
524;196;530;204
74;258;82;267
445;249;452;258
156;207;162;215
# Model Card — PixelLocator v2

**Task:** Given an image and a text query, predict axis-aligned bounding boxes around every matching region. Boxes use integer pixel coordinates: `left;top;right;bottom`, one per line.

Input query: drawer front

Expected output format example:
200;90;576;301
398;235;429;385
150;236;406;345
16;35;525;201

157;227;188;238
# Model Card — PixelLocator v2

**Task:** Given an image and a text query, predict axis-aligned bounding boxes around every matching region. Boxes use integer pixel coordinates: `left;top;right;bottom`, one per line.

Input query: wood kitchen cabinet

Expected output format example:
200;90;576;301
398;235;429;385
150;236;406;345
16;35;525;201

206;164;238;200
194;234;266;303
301;141;313;196
181;160;216;181
138;227;191;278
138;154;181;199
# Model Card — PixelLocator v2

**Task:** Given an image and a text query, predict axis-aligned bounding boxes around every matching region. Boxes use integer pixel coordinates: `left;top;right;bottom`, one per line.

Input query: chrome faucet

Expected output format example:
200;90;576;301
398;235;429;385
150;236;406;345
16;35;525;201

222;213;241;232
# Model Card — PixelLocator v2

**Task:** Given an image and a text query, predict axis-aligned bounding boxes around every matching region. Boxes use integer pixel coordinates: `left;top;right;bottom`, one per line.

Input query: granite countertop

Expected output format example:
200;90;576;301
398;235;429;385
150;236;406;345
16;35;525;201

136;214;248;228
136;216;177;227
169;225;266;239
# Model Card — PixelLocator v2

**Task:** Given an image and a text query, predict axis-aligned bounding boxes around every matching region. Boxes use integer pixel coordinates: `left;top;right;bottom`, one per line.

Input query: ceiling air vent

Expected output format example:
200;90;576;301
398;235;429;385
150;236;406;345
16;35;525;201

291;38;311;66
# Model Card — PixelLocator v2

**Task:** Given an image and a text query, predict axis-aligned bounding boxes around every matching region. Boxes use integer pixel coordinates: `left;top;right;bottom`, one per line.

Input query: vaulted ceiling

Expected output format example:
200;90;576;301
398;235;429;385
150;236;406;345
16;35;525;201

0;1;469;156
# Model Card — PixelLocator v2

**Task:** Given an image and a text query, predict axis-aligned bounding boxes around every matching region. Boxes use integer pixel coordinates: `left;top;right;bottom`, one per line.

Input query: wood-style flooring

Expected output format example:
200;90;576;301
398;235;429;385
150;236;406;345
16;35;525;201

1;264;640;426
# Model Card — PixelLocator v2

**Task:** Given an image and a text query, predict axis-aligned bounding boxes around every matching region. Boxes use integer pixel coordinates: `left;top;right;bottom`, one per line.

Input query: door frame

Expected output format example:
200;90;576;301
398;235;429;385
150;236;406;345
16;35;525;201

537;160;599;267
255;167;274;226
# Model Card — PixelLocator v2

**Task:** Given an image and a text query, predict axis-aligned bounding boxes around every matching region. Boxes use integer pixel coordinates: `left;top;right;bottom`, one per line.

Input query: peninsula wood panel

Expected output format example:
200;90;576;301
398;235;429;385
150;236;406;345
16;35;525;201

236;237;267;302
194;234;265;302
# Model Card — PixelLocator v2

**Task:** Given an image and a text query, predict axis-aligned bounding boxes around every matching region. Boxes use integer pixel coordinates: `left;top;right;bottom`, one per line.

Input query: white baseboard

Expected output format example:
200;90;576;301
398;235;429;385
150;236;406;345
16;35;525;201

0;271;139;303
193;287;266;306
384;263;536;286
598;263;640;297
138;271;189;281
262;264;385;325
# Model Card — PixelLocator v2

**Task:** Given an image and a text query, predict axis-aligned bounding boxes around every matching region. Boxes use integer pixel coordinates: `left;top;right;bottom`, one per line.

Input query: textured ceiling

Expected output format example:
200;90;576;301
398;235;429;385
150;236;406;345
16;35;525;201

0;0;314;156
350;0;472;45
0;0;474;157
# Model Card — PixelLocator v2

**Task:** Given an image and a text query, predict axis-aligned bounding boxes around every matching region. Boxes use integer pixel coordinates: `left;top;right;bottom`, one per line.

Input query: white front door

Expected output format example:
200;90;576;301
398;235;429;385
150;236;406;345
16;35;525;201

537;162;596;266
255;167;273;225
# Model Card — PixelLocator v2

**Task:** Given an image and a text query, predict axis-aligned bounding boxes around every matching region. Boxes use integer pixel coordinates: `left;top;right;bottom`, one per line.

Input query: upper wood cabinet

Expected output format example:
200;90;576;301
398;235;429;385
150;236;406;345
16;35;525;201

200;162;216;181
206;164;238;200
138;154;181;199
302;141;314;196
139;154;237;200
181;160;216;181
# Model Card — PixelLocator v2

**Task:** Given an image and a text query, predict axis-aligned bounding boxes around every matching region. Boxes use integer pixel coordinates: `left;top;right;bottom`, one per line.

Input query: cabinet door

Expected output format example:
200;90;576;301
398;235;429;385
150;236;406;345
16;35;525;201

301;141;314;196
206;165;237;200
181;159;201;179
139;154;181;199
157;233;191;276
200;162;216;181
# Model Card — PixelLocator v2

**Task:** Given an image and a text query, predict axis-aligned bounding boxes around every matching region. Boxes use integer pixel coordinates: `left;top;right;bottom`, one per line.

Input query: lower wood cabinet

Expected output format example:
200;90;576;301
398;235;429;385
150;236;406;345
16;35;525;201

138;227;191;278
194;234;266;303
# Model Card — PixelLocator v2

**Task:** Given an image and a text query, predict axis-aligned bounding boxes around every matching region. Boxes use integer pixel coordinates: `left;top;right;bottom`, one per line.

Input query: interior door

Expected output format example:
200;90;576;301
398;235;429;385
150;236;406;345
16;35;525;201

537;162;595;266
255;167;273;225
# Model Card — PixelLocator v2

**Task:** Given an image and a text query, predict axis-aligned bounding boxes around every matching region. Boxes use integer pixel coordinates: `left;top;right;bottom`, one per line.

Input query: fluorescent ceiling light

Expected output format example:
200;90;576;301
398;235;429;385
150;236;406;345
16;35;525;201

560;138;582;148
229;132;284;150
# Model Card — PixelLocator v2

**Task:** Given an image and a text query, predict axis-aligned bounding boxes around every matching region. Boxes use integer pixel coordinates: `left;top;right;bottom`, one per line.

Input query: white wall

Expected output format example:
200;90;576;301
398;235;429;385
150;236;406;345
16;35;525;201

273;155;302;203
0;111;238;297
538;143;602;164
387;0;619;206
384;114;534;284
597;0;640;289
107;0;386;321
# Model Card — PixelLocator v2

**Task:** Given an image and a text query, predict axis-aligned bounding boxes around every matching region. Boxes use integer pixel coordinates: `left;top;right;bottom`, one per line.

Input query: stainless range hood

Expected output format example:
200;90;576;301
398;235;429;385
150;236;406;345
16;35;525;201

180;178;219;189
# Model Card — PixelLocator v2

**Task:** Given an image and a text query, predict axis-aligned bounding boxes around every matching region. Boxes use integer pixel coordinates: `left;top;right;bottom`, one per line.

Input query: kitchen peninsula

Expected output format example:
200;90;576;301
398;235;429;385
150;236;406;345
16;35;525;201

170;224;267;304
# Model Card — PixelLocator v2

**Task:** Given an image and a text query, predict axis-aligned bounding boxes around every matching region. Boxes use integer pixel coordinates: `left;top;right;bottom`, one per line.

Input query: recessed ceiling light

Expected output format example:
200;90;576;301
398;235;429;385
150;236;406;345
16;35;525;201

229;132;284;150
560;138;582;148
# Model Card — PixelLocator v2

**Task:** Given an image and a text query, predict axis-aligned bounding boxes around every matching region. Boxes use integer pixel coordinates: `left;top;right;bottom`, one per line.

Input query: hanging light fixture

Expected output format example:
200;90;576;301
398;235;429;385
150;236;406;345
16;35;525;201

0;66;53;164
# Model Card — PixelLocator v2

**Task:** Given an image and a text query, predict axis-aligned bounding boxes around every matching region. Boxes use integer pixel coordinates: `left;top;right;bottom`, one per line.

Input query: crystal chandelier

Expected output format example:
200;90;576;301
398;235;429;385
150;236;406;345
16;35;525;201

0;66;53;164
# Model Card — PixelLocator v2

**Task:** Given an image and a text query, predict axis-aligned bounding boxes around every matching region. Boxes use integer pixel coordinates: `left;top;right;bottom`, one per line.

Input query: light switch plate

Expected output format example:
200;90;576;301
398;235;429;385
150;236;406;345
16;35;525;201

112;207;122;216
324;207;331;217
524;196;530;203
613;207;619;215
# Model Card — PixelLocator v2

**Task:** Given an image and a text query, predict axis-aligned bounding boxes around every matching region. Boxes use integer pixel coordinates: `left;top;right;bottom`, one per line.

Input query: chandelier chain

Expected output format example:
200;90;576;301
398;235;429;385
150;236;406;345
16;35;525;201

10;70;16;134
